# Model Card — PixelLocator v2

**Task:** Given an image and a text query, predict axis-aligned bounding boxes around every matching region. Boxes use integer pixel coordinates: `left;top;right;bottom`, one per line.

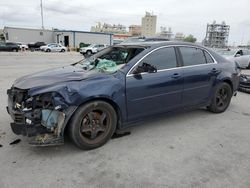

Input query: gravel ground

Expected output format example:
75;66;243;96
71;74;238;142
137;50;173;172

0;52;250;188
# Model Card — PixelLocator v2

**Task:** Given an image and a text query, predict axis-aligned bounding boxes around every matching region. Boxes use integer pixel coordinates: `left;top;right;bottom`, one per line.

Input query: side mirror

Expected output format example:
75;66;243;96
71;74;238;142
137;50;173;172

132;62;157;75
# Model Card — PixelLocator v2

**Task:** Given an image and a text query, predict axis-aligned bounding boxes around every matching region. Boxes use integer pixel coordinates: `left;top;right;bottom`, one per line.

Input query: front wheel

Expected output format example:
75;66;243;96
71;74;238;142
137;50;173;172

61;49;66;52
46;49;51;52
86;50;92;56
69;101;117;150
208;82;232;113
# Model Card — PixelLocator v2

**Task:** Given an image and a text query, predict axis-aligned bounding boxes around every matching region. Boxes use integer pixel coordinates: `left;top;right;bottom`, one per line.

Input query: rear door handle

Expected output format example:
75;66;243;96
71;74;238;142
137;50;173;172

171;73;181;79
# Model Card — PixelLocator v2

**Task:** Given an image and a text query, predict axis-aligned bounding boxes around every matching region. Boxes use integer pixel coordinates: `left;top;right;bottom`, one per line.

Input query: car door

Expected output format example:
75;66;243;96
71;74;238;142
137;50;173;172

126;46;183;121
241;49;250;68
178;46;218;107
53;44;60;52
0;43;5;51
234;50;248;68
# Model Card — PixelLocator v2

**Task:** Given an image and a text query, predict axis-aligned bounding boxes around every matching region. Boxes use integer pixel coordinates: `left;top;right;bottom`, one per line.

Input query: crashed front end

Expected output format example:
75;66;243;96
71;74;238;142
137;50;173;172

6;87;76;146
239;74;250;94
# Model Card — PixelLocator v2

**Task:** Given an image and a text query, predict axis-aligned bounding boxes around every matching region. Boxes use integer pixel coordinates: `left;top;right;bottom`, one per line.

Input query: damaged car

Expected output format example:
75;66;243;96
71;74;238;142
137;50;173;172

239;74;250;93
7;42;240;150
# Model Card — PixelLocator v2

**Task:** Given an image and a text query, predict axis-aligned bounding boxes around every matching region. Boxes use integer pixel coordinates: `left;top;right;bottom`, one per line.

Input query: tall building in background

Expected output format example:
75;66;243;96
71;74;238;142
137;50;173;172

158;27;173;40
129;25;142;36
204;21;230;48
91;22;127;34
141;12;157;37
175;33;185;41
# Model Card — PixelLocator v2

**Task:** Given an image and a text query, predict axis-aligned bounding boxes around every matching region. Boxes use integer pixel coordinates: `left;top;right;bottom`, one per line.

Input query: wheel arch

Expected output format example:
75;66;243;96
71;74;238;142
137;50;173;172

221;78;233;92
64;97;122;135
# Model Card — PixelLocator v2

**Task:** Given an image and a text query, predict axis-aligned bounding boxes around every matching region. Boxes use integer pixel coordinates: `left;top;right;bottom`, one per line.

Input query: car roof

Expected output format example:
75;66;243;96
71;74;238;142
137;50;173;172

115;41;205;49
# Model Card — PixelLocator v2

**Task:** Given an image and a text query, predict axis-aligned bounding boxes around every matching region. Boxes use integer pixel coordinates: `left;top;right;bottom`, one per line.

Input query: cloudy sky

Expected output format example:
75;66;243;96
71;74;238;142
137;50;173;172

1;0;250;45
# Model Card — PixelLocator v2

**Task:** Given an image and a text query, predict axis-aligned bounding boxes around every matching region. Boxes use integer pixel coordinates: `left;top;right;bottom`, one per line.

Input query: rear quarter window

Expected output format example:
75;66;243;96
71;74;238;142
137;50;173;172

204;51;214;63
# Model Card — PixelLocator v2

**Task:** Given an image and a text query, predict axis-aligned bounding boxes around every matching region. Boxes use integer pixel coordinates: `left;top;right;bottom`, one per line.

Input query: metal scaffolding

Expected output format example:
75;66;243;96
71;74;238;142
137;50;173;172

204;21;230;48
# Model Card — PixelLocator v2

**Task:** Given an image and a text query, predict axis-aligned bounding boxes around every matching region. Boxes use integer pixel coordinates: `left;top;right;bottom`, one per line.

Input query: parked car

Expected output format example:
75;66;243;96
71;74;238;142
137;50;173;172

79;44;108;55
16;42;28;50
28;42;46;50
0;42;19;52
238;74;250;93
216;49;250;69
40;43;67;52
6;42;240;150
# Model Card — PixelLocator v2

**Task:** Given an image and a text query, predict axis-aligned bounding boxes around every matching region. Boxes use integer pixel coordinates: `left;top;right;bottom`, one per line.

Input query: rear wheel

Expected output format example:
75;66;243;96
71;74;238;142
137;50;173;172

69;101;117;150
46;49;51;52
208;82;232;113
61;49;66;52
86;50;92;56
12;48;18;52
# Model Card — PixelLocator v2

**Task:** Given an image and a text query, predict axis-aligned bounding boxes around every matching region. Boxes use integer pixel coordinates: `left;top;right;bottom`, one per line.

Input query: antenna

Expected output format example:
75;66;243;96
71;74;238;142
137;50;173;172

40;0;44;29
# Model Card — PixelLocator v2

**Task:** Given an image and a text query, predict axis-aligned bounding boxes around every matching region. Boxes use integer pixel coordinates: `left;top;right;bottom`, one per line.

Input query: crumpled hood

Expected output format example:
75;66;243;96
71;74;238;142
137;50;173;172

14;65;98;89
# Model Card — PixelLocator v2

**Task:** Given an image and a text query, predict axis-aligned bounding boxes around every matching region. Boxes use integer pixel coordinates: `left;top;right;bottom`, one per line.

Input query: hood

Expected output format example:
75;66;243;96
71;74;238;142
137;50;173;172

14;65;100;89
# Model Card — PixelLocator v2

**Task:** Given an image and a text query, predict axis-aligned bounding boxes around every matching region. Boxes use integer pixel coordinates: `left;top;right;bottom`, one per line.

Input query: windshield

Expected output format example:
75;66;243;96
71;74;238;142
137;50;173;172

216;49;236;56
75;46;145;73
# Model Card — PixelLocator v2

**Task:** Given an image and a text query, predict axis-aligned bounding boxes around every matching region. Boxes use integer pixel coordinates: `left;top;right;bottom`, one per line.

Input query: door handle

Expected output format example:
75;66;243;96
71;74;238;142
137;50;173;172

171;73;181;79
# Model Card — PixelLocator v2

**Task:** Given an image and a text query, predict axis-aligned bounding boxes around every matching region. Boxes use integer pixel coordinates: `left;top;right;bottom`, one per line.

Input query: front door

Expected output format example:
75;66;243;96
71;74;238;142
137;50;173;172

126;47;183;121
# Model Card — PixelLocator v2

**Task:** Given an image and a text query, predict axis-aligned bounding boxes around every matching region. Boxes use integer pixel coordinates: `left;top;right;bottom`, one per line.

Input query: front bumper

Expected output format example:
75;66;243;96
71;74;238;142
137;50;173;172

7;87;77;146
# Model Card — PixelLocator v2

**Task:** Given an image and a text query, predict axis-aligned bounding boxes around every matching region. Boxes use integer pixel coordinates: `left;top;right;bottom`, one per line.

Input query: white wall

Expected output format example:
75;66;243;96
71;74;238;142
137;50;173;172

3;27;54;43
75;32;112;47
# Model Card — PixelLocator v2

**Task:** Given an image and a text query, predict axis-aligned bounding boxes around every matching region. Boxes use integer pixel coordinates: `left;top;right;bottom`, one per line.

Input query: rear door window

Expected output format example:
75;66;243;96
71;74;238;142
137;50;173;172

179;47;206;66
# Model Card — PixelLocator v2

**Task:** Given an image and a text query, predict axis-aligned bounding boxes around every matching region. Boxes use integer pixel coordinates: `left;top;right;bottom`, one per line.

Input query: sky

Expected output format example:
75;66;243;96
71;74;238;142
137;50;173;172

1;0;250;45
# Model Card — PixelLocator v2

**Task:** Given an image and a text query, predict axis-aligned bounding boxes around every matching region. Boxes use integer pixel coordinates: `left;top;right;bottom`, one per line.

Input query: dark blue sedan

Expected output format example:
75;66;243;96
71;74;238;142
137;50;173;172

7;42;240;149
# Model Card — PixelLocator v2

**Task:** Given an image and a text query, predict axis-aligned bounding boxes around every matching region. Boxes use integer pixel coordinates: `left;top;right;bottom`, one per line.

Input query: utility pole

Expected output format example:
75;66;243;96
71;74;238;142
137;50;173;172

40;0;44;29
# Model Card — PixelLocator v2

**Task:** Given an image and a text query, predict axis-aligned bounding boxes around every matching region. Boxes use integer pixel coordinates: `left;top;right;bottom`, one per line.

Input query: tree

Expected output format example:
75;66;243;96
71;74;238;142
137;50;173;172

184;34;197;43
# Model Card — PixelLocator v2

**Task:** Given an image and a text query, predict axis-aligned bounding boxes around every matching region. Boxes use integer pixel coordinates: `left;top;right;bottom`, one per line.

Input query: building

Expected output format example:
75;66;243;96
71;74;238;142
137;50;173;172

54;30;112;47
129;25;142;36
3;27;54;44
158;27;173;40
3;26;113;47
174;33;185;41
91;22;127;34
203;21;230;48
141;12;157;37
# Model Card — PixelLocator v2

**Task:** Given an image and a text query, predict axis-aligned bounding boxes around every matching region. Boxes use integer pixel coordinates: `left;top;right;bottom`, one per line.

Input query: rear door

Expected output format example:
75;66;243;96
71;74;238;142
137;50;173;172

126;46;183;121
178;46;218;107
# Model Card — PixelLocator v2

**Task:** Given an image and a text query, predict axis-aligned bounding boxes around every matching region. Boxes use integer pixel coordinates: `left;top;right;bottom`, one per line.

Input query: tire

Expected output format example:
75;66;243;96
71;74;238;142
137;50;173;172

12;48;18;52
86;50;92;56
208;82;232;113
46;49;51;52
247;62;250;69
69;101;117;150
61;49;66;52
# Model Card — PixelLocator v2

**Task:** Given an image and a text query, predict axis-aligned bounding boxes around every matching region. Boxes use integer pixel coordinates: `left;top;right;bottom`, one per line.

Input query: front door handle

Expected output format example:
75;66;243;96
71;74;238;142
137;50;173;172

171;73;181;79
